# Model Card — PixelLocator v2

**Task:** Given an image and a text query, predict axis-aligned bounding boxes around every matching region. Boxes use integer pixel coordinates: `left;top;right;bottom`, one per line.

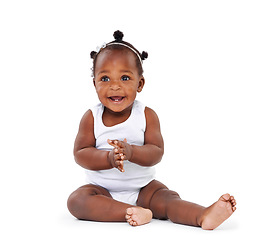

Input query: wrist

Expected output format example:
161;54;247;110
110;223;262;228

129;145;134;162
107;151;113;169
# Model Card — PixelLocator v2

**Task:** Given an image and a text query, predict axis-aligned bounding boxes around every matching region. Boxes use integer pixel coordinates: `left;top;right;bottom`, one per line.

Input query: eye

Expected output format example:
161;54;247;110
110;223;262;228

121;75;130;81
101;76;110;82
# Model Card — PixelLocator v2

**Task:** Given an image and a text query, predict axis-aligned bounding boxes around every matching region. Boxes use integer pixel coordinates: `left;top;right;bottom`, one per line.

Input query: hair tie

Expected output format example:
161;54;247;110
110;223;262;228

95;42;107;53
106;42;143;65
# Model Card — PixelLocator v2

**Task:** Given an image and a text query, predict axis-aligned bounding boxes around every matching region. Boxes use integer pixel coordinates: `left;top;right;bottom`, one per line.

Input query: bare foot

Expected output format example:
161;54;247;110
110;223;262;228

201;193;237;230
125;207;153;226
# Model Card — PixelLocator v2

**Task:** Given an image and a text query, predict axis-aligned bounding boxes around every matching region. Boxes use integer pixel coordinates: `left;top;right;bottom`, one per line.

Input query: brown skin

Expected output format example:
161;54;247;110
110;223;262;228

68;48;237;228
73;49;164;172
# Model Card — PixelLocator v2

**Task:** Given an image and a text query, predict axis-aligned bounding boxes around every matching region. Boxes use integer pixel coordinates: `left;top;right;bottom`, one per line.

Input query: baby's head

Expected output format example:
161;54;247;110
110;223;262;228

90;30;148;78
90;31;148;113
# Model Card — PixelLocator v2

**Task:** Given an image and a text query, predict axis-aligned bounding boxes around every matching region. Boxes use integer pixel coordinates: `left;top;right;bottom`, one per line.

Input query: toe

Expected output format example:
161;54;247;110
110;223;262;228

127;218;132;223
230;198;236;206
132;221;137;226
221;193;230;201
126;208;133;215
129;220;135;226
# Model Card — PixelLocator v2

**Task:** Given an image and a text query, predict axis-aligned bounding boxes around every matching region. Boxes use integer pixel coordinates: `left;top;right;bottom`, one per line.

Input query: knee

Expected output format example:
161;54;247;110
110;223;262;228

67;190;85;219
150;191;167;219
167;190;181;200
137;180;168;208
67;187;95;219
150;189;181;220
67;185;110;220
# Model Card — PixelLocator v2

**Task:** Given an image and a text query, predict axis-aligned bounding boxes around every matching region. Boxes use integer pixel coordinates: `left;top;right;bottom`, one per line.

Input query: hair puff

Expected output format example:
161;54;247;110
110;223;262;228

90;51;97;59
141;51;148;60
113;30;124;42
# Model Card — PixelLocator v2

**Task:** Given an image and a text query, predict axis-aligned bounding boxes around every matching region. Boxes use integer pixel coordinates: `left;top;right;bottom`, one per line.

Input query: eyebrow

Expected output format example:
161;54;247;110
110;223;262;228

97;70;109;75
97;70;134;75
120;70;134;75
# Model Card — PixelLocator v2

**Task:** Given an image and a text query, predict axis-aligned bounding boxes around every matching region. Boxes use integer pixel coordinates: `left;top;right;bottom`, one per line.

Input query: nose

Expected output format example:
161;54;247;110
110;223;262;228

110;80;121;91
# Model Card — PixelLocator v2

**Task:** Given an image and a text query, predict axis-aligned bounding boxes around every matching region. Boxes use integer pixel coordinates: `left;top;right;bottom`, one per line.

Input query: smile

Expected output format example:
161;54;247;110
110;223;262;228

108;96;125;102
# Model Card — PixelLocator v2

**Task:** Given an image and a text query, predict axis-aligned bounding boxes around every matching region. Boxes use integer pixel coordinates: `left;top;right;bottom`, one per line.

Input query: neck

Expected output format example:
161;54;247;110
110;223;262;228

102;103;134;127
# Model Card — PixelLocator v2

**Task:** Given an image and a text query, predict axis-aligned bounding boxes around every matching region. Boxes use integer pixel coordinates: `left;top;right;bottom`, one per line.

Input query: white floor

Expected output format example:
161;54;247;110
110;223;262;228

60;215;240;240
40;210;242;240
2;202;248;240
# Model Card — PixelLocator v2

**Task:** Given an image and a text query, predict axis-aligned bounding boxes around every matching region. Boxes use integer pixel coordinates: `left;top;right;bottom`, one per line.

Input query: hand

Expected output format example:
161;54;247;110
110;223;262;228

107;139;133;172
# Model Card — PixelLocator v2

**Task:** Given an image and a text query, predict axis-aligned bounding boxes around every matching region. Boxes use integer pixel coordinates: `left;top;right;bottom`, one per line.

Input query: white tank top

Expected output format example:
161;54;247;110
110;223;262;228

85;100;155;192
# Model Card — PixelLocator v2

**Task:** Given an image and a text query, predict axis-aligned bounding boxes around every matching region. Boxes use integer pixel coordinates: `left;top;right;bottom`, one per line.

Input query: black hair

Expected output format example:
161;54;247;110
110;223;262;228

90;30;148;77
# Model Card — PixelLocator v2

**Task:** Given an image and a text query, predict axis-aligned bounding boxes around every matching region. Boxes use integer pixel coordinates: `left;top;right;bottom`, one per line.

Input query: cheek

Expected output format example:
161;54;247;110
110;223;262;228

127;87;138;100
94;83;105;93
125;85;137;94
95;87;106;100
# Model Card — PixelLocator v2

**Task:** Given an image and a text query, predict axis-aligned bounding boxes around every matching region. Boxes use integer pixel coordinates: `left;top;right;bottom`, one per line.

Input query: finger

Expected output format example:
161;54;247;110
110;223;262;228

117;166;125;172
111;139;126;148
120;153;126;160
115;159;124;172
115;148;125;154
114;154;122;161
117;162;124;172
115;159;123;166
107;139;115;147
115;140;125;148
107;139;119;148
115;152;126;160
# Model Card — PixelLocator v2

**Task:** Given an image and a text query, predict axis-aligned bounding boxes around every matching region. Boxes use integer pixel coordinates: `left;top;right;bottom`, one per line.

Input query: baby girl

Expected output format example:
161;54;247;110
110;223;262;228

67;30;236;229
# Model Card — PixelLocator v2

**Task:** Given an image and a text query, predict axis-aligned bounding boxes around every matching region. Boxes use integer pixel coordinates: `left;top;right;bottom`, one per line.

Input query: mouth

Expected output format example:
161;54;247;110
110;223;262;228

108;96;125;103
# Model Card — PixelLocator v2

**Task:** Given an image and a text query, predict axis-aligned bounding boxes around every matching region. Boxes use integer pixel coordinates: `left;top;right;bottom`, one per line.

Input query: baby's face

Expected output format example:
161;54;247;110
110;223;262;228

93;49;144;113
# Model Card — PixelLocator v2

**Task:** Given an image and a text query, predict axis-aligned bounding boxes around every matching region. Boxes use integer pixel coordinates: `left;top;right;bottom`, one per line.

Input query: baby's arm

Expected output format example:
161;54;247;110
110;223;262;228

129;107;164;166
74;110;114;170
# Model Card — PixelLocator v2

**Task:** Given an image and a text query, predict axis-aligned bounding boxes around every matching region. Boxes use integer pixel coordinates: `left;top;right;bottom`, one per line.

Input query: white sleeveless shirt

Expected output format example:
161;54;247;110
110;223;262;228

85;100;155;193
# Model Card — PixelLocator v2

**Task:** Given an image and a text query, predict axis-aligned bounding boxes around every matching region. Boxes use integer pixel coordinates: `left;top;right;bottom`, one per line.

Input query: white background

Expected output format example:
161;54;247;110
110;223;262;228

0;0;261;239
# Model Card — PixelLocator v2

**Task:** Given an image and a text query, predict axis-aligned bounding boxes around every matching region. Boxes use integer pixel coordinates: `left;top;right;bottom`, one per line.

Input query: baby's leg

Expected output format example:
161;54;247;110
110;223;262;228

67;184;132;221
137;180;204;226
137;180;236;230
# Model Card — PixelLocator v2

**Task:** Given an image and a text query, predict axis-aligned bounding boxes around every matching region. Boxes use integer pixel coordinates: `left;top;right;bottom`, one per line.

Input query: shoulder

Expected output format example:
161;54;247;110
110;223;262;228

144;107;161;130
79;102;103;128
133;100;160;127
144;106;163;148
133;101;158;123
74;109;96;152
78;109;94;133
145;107;160;122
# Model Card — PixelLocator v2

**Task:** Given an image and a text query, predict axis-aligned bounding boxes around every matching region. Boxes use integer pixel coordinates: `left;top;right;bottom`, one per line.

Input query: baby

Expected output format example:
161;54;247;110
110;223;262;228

67;30;236;229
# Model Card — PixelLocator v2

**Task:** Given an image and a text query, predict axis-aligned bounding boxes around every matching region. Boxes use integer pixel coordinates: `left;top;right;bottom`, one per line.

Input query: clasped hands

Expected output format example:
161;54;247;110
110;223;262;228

107;139;132;172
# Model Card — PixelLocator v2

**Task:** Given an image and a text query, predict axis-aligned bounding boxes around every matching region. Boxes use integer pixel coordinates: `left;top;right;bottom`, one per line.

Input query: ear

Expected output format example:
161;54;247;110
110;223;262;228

93;78;96;87
137;76;145;93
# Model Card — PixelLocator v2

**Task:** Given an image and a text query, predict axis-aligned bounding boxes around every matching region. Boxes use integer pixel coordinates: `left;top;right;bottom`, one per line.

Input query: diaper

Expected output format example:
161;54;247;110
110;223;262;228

109;190;139;206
